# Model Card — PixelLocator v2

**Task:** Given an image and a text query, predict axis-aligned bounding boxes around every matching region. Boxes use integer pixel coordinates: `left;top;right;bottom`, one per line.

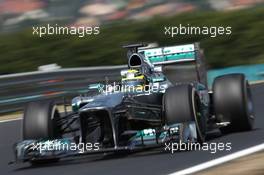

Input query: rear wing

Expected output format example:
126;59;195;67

138;43;198;65
139;43;207;86
123;42;207;85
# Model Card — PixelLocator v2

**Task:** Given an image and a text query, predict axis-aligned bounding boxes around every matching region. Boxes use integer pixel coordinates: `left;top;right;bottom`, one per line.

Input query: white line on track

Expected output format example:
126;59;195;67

0;118;22;123
169;143;264;175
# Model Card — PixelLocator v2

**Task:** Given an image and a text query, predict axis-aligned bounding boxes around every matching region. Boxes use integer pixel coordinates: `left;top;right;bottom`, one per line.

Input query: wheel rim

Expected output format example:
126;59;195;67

51;105;62;138
191;88;205;142
246;82;254;124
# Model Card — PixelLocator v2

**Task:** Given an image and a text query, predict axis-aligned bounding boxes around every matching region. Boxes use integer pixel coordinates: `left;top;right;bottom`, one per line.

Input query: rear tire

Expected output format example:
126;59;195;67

213;74;254;134
163;84;206;142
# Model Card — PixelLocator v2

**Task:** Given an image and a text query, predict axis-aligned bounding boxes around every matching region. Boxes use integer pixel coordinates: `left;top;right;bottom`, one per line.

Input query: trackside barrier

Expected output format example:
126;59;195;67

0;64;263;114
0;65;126;113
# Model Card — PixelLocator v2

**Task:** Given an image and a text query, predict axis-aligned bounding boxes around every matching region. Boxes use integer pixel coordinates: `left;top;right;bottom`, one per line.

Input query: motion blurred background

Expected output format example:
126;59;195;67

0;0;264;74
1;2;264;175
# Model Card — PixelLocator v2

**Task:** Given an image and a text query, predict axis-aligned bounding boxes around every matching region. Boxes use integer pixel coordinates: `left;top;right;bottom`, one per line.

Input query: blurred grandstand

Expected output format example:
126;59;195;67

0;0;263;32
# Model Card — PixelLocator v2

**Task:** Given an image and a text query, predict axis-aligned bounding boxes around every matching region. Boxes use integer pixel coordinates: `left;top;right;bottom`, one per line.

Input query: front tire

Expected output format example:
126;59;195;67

213;74;254;134
23;100;61;164
23;100;61;139
163;84;206;142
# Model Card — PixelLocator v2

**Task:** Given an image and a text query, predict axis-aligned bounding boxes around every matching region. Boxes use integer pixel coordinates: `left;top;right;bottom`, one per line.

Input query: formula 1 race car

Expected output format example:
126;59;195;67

14;43;255;164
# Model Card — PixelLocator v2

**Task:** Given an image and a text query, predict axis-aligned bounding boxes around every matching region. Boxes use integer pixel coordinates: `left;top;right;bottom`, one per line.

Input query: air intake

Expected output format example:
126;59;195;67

128;53;143;68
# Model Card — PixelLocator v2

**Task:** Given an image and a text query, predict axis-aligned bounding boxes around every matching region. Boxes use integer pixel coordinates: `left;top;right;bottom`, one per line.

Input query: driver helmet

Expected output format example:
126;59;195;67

121;69;146;88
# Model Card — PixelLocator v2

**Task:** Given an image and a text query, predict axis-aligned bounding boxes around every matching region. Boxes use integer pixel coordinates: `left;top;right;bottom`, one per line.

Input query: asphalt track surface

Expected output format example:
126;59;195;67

0;83;263;175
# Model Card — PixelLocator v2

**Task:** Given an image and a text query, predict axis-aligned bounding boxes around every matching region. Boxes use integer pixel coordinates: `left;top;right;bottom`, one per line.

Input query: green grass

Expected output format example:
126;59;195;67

0;7;264;74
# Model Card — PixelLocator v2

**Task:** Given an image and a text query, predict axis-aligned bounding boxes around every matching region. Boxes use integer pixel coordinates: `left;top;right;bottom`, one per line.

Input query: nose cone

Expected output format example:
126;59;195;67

80;92;124;110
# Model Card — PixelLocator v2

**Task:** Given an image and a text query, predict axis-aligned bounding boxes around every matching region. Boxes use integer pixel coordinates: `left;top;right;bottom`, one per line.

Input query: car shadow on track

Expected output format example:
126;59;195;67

12;128;261;172
13;148;172;172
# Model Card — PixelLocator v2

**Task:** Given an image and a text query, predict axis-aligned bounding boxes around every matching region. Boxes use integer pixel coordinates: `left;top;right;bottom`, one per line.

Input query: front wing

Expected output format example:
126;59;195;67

14;122;197;163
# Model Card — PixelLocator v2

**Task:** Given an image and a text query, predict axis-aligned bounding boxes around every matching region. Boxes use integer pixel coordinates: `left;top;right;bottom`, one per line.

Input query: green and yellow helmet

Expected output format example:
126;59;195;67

121;69;146;88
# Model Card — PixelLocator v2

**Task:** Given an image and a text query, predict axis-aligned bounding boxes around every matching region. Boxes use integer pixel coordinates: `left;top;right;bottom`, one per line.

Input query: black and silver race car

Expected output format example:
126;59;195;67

14;43;255;164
